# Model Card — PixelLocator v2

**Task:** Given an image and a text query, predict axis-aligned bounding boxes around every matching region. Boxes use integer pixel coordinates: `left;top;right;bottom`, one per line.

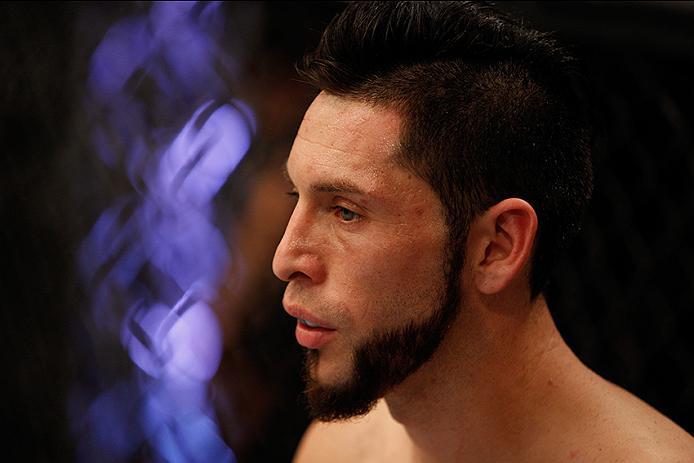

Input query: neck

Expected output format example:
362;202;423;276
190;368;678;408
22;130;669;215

383;293;590;462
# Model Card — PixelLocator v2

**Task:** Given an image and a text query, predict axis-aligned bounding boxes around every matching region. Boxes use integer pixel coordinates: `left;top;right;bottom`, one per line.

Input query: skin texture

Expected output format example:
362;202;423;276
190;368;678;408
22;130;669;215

273;93;694;462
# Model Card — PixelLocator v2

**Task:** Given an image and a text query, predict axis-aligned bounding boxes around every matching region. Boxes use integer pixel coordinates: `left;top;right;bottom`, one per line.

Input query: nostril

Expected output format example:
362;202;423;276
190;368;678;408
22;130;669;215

288;271;306;281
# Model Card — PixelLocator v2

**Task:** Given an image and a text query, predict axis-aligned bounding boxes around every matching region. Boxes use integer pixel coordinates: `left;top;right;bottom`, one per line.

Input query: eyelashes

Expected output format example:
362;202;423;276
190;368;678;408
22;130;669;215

332;206;361;222
285;192;363;223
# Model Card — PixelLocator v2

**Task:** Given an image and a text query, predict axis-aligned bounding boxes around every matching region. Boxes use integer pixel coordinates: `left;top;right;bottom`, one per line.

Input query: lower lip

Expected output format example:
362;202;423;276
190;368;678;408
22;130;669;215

295;321;336;349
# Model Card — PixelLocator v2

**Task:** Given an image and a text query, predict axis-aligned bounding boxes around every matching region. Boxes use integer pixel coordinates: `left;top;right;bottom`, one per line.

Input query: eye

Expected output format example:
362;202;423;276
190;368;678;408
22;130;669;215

334;206;360;222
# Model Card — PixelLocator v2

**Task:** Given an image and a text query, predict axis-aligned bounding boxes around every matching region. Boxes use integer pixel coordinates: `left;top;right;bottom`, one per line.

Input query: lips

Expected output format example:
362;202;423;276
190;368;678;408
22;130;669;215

298;318;324;328
295;320;336;349
283;300;337;349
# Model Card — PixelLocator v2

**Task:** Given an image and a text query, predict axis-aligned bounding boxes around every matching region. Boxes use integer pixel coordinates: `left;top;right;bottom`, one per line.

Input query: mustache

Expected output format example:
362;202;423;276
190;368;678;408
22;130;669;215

283;285;351;325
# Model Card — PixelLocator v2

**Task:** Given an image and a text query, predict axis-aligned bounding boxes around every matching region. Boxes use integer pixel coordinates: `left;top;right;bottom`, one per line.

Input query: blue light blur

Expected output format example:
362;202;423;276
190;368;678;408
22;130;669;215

72;2;254;461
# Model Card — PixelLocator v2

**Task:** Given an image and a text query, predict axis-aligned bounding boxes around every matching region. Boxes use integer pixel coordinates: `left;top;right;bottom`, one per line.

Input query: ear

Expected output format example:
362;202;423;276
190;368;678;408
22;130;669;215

468;198;538;295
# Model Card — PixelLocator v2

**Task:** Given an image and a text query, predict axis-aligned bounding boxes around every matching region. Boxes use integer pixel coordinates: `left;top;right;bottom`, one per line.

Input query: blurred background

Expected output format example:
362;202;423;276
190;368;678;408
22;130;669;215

1;1;692;462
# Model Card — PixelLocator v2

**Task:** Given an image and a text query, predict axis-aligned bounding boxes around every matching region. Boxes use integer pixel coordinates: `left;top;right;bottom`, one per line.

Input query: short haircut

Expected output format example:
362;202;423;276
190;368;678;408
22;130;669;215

297;1;594;297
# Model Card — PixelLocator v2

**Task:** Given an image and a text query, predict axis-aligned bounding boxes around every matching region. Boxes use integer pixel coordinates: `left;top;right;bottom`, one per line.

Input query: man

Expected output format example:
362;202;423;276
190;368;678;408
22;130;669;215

272;2;694;461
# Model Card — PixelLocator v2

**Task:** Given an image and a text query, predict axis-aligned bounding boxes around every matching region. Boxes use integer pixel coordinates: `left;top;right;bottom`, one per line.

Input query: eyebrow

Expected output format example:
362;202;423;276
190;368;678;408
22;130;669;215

283;161;369;197
310;180;367;196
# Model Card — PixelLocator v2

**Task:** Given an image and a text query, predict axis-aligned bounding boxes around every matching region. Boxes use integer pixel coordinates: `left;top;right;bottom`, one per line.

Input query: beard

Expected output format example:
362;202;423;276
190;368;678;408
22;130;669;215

302;247;463;422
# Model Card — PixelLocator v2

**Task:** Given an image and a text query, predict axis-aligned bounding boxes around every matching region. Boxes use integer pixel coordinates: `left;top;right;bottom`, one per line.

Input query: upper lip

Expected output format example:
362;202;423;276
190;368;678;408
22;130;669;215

283;299;336;330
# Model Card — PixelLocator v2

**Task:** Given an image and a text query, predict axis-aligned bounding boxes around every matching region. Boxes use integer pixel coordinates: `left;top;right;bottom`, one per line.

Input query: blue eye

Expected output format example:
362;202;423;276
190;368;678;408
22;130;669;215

336;207;358;222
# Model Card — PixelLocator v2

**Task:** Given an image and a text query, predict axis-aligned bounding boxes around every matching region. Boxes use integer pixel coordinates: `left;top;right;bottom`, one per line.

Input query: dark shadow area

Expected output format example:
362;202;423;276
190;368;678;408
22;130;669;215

499;1;694;433
1;2;692;462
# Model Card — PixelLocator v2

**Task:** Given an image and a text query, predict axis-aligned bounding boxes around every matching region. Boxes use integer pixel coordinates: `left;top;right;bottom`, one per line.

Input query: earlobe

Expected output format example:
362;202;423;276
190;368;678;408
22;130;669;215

473;199;538;295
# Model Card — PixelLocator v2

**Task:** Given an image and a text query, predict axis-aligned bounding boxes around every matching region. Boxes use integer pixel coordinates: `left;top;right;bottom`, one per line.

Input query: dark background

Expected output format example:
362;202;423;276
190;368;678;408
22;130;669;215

2;2;693;462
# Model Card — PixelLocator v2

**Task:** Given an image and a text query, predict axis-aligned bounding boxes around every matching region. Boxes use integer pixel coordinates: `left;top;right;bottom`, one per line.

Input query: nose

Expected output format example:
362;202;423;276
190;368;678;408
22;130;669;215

272;206;326;284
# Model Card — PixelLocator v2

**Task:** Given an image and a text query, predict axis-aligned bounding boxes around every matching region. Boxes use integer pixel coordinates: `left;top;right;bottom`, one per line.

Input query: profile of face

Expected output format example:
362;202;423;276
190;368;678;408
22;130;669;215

272;92;462;421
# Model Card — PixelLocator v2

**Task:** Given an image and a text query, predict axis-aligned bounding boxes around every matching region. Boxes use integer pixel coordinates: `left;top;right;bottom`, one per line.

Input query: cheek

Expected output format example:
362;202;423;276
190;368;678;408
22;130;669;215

334;230;447;326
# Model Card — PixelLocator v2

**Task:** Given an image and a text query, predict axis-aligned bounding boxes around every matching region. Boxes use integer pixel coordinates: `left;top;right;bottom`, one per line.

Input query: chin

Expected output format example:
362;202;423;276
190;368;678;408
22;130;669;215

307;349;354;386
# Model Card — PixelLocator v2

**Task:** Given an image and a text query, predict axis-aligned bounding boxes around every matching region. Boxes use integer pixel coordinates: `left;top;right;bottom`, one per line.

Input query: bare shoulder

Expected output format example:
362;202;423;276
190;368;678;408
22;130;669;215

293;400;407;463
612;390;694;461
558;377;694;462
608;382;693;456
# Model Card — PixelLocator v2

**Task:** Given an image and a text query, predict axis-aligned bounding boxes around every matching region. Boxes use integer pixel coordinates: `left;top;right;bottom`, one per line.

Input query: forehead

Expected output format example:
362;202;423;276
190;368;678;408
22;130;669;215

297;93;400;157
287;93;402;190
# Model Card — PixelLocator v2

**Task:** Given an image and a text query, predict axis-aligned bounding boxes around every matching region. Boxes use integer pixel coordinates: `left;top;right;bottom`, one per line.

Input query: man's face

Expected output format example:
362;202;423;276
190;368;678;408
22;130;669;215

272;92;459;420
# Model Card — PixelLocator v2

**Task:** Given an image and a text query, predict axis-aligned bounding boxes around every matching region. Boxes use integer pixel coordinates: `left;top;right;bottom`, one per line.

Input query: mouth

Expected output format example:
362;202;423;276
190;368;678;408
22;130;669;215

295;319;336;349
283;301;337;349
298;318;325;328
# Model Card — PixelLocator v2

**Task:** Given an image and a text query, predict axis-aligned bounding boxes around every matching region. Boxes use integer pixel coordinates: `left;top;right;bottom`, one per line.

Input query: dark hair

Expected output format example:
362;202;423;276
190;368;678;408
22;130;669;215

298;1;594;297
